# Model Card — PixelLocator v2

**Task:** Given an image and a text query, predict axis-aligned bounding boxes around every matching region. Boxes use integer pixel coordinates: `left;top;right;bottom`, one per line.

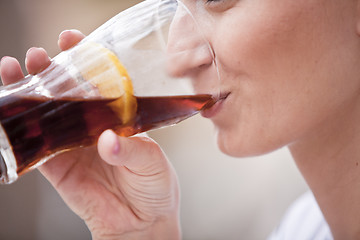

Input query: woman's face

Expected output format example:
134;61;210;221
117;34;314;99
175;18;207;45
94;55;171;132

169;0;360;157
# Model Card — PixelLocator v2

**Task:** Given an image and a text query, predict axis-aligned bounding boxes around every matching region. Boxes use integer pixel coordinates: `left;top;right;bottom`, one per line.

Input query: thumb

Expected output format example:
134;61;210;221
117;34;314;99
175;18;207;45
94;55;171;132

97;130;167;174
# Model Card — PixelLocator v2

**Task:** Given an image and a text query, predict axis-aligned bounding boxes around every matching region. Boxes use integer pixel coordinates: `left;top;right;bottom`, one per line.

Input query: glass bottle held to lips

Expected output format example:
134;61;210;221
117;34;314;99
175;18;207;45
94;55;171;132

0;0;220;184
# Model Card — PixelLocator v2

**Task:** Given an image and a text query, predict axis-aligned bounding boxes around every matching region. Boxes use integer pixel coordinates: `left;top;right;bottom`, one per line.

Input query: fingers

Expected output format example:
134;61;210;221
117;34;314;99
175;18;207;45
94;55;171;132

0;47;51;85
25;47;51;75
98;130;166;174
0;57;24;85
58;29;85;51
26;30;85;73
1;29;84;86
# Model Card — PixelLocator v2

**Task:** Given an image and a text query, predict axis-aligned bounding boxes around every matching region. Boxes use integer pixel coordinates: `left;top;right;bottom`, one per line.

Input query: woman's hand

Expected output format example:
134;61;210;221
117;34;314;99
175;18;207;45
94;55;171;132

0;30;181;240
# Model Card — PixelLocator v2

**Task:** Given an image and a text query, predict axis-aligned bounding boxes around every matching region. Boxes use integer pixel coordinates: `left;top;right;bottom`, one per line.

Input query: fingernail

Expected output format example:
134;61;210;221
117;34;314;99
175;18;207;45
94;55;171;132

0;56;10;70
59;29;71;38
0;56;9;63
59;29;81;39
26;47;46;57
0;56;6;67
109;130;120;155
26;47;37;58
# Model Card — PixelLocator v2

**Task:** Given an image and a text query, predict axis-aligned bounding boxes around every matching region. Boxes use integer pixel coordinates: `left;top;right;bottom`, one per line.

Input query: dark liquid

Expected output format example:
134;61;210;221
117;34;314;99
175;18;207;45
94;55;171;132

0;94;215;176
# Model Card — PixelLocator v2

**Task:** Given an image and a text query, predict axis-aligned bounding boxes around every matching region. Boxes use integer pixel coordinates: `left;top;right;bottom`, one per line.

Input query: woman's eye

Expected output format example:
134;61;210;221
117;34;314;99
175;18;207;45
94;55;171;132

205;0;223;5
203;0;235;12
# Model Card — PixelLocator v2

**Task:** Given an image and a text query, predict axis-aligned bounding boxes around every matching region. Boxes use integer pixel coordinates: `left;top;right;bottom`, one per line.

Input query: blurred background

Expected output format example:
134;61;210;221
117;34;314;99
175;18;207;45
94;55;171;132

0;0;308;239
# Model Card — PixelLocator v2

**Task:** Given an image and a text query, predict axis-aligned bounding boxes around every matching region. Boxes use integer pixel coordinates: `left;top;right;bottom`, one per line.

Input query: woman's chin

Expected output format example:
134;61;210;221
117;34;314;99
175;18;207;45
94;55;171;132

216;131;282;158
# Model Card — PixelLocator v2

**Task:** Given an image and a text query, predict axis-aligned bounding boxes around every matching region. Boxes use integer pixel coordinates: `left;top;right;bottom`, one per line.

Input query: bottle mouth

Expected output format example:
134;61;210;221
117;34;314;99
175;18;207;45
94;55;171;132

0;124;18;184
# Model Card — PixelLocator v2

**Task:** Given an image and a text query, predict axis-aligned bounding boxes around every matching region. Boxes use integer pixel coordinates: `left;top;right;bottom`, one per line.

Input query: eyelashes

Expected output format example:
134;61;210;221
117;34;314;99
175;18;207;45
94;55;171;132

203;0;235;12
205;0;223;5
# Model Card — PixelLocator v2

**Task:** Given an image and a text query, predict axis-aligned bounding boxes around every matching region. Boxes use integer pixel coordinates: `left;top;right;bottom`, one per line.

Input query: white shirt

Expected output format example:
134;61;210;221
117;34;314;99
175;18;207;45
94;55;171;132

267;191;333;240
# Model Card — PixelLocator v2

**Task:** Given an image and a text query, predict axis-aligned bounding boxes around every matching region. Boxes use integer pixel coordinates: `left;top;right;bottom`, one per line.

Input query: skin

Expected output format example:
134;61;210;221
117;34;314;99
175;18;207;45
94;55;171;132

180;0;360;158
189;0;360;238
1;31;181;240
1;0;360;238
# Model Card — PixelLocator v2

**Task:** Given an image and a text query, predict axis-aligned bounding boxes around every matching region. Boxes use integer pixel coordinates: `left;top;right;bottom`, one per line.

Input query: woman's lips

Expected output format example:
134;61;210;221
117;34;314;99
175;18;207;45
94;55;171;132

201;92;230;118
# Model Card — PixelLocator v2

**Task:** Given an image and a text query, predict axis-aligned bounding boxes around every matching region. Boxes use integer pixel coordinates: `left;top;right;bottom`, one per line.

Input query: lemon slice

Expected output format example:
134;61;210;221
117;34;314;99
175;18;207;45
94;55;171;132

72;42;136;124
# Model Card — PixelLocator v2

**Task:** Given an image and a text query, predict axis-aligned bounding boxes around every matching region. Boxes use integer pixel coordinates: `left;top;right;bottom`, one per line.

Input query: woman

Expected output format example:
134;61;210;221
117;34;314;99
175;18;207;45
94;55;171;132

1;0;360;239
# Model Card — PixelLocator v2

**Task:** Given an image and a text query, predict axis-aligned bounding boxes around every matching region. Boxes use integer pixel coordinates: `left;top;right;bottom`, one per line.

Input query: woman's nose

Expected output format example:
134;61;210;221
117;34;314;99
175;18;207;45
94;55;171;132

166;3;214;78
